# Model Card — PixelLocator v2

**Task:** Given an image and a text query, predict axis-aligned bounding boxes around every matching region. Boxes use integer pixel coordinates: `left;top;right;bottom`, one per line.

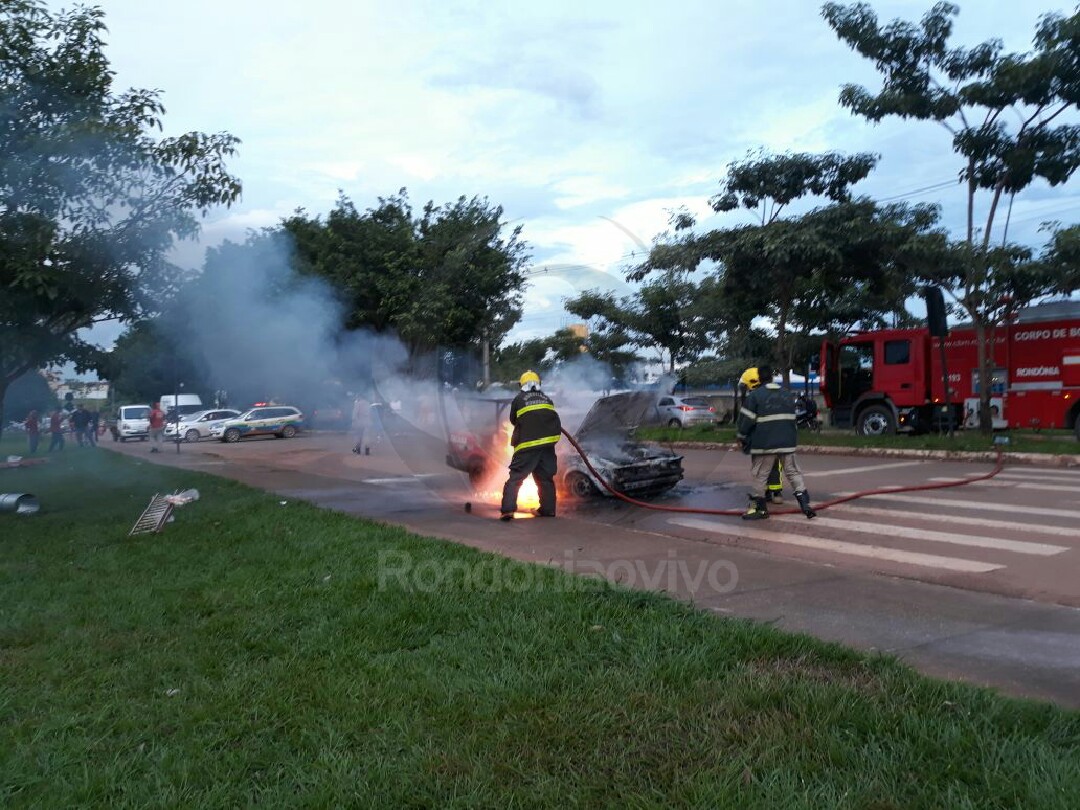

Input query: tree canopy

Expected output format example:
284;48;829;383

632;151;940;380
283;191;529;360
823;1;1080;431
0;0;241;429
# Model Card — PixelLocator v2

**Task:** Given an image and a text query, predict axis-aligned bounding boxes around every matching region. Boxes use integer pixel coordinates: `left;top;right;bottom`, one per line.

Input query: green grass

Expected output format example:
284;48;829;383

639;424;1080;455
1;438;1078;808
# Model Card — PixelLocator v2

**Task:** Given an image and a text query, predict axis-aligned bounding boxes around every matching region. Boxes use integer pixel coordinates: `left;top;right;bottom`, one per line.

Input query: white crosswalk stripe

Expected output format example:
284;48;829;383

836;492;1080;520
997;468;1080;480
925;477;1080;493
669;517;1003;573
774;515;1068;556
843;504;1080;539
803;460;927;478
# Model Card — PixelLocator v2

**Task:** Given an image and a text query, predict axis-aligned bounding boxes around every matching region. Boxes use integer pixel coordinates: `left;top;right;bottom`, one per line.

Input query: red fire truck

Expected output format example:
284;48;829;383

820;300;1080;438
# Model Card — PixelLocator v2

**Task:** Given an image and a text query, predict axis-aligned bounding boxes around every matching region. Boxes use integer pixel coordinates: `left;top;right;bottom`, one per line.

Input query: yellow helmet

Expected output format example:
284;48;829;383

519;370;541;388
739;367;760;390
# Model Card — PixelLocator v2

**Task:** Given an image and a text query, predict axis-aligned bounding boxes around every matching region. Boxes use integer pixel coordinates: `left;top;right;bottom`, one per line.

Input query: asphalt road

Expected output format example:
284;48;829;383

105;427;1080;707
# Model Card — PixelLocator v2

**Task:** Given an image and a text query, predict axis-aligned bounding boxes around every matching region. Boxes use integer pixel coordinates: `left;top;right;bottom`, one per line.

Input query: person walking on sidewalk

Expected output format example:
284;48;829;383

47;408;65;452
736;364;816;521
25;409;41;455
500;370;561;521
148;402;165;452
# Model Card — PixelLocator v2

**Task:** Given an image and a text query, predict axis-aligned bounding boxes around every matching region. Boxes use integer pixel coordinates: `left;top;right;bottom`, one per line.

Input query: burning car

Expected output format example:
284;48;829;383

445;391;683;499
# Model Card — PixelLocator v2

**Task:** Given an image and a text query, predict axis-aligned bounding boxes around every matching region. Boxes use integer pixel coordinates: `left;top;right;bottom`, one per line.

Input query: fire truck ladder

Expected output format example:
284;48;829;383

129;494;175;536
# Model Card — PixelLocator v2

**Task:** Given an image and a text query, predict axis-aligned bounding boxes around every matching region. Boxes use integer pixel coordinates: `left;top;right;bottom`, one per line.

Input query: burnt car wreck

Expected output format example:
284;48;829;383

445;391;683;499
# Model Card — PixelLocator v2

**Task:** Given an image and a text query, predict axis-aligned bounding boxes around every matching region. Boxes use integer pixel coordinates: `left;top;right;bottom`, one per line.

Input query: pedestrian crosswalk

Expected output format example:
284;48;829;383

668;468;1079;577
670;517;1005;572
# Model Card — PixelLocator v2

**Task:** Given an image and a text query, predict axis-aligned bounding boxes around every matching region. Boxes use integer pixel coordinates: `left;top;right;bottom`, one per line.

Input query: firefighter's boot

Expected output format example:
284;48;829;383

742;495;769;521
794;490;817;519
766;489;784;505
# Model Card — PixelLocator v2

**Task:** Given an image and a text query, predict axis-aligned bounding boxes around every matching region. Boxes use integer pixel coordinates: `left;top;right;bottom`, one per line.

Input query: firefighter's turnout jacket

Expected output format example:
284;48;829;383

736;383;797;455
509;389;561;453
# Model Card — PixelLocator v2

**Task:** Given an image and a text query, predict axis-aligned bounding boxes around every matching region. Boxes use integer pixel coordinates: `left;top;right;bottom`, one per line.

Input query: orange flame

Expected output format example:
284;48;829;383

470;421;540;513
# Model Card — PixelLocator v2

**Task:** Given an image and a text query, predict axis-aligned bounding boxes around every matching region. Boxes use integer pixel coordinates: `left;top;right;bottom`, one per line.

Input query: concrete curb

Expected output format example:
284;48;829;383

657;442;1080;468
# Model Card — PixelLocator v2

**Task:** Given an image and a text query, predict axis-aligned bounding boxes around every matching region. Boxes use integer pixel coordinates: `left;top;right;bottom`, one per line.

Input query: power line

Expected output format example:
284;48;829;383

875;178;960;203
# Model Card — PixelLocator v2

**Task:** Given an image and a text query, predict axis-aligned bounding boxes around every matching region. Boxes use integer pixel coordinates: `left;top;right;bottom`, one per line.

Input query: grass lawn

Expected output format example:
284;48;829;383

639;424;1080;455
1;437;1078;808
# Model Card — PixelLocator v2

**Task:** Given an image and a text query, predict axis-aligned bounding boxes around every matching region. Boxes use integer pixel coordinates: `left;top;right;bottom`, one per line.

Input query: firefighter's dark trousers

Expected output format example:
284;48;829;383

501;444;558;516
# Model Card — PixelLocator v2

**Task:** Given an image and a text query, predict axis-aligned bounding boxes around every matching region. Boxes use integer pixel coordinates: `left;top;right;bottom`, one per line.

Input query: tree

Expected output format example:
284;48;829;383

1040;223;1080;294
2;369;55;422
284;191;529;361
823;1;1080;431
565;271;706;374
491;328;585;382
98;320;207;406
711;149;879;225
0;1;241;434
633;152;938;381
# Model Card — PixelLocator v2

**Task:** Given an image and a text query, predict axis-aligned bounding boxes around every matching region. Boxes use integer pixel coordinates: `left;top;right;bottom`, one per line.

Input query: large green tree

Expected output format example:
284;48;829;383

823;1;1080;431
0;1;241;432
565;271;706;374
284;191;529;361
633;152;937;380
1040;223;1080;294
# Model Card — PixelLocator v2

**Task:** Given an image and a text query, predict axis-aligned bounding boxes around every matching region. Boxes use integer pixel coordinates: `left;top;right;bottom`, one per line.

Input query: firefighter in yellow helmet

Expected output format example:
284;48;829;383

736;363;816;520
738;367;784;504
500;370;562;520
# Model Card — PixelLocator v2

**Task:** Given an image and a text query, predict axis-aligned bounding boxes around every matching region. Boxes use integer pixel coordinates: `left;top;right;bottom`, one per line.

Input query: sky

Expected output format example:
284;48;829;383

71;0;1080;351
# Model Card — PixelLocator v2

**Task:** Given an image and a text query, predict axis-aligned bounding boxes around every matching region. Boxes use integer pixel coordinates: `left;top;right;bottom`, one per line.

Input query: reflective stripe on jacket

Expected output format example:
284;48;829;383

509;390;561;453
736;383;798;455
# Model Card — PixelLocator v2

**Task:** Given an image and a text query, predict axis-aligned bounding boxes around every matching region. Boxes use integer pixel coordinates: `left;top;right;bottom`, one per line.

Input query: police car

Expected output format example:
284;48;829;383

209;406;304;443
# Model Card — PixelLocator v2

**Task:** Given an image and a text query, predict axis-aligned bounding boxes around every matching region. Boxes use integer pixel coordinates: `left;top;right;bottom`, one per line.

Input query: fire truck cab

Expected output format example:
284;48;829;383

820;301;1080;438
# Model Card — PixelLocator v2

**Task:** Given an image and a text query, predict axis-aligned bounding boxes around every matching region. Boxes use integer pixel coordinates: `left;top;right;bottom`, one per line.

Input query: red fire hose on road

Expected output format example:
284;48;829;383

559;428;1006;517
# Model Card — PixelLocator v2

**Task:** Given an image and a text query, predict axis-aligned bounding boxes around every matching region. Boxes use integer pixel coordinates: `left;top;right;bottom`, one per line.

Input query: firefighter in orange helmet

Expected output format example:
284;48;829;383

738;367;784;504
500;371;562;520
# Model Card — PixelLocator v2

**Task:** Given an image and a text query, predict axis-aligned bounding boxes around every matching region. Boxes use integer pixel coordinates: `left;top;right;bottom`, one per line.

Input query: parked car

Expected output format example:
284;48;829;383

655;395;718;428
112;404;151;441
209;406;304;443
164;409;242;442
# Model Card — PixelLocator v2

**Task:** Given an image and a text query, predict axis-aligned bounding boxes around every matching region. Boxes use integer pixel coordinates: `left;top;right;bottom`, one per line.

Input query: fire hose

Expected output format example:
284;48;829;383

559;428;1006;517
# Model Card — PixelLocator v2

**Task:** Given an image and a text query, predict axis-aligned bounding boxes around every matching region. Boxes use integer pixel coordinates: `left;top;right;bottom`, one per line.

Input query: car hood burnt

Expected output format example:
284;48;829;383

573;391;658;443
564;391;683;497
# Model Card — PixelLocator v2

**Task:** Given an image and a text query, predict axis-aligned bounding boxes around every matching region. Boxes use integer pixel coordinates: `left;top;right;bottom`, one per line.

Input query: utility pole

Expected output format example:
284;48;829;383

481;329;490;389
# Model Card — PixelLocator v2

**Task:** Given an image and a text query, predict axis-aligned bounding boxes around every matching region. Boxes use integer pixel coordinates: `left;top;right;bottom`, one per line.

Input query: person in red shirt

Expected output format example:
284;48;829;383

148;402;165;452
25;410;41;455
48;408;65;452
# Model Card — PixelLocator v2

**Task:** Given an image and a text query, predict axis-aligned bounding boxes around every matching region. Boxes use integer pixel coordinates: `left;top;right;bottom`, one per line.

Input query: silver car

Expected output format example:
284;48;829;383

164;409;242;442
655;395;718;428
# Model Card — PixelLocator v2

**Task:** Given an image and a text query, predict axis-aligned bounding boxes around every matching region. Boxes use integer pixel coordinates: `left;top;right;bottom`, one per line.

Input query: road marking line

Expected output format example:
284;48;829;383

837;492;1080;520
669;517;1003;573
927;477;1080;493
775;516;1067;556
998;470;1080;480
843;504;1080;539
804;460;927;478
362;474;441;485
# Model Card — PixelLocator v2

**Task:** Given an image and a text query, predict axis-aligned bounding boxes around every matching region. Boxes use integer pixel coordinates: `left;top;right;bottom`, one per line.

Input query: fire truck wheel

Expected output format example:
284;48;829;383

565;471;597;498
856;405;895;436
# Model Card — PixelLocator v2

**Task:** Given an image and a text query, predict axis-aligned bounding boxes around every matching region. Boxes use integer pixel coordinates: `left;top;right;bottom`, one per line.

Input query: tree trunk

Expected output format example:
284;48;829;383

974;319;993;436
776;299;790;385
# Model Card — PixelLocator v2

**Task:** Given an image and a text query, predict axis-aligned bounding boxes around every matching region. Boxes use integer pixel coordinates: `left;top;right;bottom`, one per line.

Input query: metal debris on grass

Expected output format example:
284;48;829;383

129;489;200;536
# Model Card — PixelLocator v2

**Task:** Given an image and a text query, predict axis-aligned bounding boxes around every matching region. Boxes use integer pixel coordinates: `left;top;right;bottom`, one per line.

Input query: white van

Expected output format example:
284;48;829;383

160;394;204;420
114;404;151;441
